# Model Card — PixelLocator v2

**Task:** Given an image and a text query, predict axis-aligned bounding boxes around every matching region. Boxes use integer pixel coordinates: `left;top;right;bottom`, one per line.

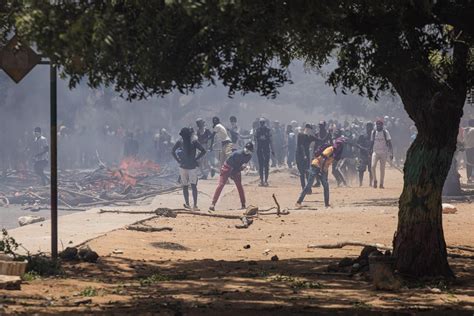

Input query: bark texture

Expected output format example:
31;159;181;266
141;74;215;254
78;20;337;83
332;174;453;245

388;38;468;278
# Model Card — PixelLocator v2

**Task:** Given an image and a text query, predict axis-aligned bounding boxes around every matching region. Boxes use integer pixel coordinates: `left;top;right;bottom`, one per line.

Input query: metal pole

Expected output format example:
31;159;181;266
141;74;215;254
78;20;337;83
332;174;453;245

50;63;58;259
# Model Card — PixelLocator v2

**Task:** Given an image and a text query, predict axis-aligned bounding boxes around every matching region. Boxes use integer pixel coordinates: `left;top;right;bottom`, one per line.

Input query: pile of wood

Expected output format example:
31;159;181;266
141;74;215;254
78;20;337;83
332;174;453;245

0;158;179;211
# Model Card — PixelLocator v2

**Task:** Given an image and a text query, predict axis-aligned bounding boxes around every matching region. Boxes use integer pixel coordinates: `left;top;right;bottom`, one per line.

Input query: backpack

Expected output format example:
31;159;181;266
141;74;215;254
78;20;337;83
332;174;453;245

372;129;389;146
314;143;331;158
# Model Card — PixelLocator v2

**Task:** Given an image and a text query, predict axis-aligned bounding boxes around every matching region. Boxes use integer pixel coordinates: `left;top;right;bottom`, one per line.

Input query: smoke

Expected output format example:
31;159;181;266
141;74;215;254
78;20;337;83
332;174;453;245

1;59;415;171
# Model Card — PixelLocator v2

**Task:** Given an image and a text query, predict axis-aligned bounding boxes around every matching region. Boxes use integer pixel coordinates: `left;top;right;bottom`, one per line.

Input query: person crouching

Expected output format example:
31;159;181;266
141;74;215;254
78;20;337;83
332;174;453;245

209;142;254;211
295;137;345;209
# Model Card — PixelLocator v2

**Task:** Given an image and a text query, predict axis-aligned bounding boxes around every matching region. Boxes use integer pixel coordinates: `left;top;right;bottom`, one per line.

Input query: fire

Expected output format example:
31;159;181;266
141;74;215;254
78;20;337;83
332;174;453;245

112;157;161;187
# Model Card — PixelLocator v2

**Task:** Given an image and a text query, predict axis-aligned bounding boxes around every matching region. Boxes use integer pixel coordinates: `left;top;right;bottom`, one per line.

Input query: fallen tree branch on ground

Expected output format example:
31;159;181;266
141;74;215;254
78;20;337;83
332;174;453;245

272;193;281;216
126;225;173;232
307;241;392;251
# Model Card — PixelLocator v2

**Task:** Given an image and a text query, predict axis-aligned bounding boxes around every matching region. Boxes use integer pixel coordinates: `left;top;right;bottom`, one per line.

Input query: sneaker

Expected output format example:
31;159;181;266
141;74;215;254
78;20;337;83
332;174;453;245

379;184;384;189
264;181;269;187
295;203;302;209
259;181;265;187
183;204;191;209
209;204;215;211
240;204;246;210
192;206;200;212
373;180;378;189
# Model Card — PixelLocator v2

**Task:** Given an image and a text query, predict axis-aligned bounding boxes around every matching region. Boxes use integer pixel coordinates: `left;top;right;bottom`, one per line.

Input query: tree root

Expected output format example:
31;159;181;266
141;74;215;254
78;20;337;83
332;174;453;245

307;241;474;259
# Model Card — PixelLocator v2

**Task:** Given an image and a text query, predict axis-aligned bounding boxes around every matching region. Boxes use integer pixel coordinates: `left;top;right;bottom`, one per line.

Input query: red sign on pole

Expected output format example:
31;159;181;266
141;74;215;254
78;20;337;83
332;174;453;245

0;35;41;83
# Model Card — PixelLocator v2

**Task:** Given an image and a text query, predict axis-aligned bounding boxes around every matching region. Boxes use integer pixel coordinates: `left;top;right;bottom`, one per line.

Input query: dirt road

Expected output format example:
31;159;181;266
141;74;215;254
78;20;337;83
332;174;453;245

1;168;473;315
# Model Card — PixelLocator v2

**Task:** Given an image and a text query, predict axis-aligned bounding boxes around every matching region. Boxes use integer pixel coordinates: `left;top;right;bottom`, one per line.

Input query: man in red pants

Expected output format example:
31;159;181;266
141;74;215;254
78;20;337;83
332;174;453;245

209;142;254;211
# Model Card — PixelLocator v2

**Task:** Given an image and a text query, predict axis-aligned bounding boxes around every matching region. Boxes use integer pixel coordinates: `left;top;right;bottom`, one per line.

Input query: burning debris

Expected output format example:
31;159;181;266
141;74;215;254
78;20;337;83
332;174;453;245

0;157;178;211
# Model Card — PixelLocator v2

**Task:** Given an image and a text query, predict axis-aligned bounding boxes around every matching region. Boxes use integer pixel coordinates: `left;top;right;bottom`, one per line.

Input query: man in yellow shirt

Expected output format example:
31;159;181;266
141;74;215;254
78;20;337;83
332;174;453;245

295;138;345;208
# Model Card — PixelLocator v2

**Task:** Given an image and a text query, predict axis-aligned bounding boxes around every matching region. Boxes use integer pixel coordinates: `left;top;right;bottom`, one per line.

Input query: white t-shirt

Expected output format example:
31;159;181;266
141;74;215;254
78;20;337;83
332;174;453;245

371;129;391;155
213;123;231;145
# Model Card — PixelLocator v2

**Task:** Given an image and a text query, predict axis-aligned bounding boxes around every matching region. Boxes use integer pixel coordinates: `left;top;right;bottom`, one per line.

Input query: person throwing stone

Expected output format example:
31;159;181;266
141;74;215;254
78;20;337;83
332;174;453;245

209;142;254;211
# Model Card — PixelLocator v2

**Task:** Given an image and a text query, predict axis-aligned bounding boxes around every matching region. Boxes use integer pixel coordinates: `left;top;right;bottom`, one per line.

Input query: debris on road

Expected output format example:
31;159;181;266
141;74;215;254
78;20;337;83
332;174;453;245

18;215;45;227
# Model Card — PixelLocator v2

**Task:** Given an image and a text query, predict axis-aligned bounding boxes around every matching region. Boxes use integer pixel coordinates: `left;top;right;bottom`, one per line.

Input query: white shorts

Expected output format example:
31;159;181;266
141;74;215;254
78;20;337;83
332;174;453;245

179;168;198;186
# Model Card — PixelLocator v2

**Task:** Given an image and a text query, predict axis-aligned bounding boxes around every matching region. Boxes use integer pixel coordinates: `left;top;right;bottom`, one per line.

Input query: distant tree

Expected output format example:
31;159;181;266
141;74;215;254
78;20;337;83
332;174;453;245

2;1;473;278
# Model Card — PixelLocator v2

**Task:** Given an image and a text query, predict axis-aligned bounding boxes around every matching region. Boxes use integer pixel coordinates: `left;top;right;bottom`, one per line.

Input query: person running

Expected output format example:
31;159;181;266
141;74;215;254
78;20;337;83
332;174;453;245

357;122;374;186
210;116;233;169
370;119;393;189
296;124;317;190
254;118;274;186
172;127;206;211
209;142;254;211
295;137;345;209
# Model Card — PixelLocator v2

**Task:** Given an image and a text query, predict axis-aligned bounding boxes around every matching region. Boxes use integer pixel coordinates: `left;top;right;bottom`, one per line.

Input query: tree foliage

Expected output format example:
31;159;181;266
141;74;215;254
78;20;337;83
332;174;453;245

1;1;471;102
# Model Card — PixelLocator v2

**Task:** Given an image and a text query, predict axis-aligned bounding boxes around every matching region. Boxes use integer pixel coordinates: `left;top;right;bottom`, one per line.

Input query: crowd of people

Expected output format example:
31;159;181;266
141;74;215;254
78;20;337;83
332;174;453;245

3;115;473;211
171;115;417;211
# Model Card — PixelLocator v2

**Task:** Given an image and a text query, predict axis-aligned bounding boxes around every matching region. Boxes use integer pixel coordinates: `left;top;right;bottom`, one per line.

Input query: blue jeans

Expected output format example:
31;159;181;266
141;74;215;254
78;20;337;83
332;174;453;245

297;166;329;206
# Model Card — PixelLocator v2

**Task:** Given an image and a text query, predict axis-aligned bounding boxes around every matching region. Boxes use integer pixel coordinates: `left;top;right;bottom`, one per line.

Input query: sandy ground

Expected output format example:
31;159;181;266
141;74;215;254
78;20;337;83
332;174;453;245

1;168;473;315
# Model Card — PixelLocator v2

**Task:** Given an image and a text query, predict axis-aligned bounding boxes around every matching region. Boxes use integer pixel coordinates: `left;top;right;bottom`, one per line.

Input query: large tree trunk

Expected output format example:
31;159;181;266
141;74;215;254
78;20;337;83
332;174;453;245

388;35;468;279
393;126;458;278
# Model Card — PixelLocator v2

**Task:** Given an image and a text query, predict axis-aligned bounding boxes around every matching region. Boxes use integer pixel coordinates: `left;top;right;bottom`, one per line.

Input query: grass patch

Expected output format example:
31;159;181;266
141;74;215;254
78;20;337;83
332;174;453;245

22;271;40;281
139;273;187;286
80;287;98;297
269;274;323;290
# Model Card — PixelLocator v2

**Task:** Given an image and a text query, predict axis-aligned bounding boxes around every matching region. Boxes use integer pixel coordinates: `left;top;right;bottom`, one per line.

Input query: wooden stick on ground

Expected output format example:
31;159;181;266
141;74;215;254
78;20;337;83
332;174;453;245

272;193;281;216
59;187;107;202
307;241;392;251
126;225;173;232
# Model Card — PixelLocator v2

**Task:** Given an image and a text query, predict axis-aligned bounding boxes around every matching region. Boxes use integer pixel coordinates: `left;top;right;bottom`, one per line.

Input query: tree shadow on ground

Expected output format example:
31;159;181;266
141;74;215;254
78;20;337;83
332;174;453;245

6;255;472;315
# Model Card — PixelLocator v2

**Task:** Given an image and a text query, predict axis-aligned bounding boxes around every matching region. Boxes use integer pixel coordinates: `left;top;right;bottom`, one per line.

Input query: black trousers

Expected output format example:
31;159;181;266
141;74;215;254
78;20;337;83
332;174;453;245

296;157;309;189
257;148;270;182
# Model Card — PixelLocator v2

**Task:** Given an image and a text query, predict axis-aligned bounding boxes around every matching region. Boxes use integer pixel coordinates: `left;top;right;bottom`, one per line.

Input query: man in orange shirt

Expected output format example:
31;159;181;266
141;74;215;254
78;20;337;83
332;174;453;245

295;137;345;208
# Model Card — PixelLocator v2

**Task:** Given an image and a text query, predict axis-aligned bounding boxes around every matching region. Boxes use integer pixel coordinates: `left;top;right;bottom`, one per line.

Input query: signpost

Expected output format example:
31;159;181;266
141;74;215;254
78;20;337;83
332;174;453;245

0;35;59;259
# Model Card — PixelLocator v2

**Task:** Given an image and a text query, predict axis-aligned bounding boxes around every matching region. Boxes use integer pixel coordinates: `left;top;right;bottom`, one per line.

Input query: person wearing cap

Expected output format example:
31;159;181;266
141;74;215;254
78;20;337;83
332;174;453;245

254;118;275;186
295;137;345;209
209;142;254;211
32;127;49;185
172;127;206;211
370;119;393;189
210;116;233;169
196;118;212;179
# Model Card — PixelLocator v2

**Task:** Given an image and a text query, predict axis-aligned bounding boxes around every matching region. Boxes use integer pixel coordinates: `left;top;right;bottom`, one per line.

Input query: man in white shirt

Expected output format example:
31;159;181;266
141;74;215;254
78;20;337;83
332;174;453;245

32;127;49;185
465;119;474;183
210;116;233;169
370;119;393;189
